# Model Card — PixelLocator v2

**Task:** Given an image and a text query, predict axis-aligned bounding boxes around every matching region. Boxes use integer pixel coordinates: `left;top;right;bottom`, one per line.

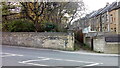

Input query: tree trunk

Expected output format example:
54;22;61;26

34;21;38;32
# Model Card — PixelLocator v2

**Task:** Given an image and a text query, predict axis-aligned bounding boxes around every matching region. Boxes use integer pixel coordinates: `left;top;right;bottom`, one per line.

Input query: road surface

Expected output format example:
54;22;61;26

1;45;119;67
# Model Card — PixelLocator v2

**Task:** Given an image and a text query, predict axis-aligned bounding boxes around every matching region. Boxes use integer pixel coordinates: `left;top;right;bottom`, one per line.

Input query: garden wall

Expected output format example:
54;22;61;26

84;32;120;54
2;32;74;50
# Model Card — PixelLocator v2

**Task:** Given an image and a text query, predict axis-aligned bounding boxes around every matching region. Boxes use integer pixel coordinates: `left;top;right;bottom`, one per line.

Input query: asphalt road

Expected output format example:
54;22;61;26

1;45;119;67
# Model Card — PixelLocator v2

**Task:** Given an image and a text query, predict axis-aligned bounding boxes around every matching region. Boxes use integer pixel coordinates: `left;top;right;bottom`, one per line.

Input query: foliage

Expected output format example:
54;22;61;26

74;43;81;51
20;2;85;32
6;19;35;32
40;21;65;32
2;2;86;32
55;24;67;32
74;39;91;51
40;22;56;32
81;43;91;50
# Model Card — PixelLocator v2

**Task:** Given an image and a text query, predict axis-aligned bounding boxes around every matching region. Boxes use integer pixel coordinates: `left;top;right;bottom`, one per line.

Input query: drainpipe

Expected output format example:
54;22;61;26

100;14;102;32
107;10;110;32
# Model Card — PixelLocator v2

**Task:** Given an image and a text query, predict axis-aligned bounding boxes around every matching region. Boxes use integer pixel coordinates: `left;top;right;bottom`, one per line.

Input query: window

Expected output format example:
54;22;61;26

112;17;114;22
114;18;116;22
105;27;107;29
110;14;113;23
114;28;116;32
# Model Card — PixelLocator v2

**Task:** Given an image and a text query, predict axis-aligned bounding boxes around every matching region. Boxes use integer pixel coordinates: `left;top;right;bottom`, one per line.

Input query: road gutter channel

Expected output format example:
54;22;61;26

4;45;119;57
52;50;120;57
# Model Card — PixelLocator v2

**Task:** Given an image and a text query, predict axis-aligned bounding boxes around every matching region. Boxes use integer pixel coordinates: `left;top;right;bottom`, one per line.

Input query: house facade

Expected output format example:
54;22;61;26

73;1;120;53
86;2;120;34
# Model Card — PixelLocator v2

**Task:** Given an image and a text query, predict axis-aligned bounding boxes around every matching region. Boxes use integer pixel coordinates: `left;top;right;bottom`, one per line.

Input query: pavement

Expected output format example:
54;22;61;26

1;45;119;67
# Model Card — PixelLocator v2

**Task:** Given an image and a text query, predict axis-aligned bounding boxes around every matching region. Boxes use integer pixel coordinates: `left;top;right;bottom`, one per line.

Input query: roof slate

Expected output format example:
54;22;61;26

86;1;120;19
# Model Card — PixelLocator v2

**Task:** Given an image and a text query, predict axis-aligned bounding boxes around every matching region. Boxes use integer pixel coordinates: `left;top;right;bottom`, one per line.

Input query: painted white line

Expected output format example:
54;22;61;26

2;55;13;57
19;58;49;66
38;57;95;63
3;53;23;56
1;53;23;57
19;56;103;66
38;56;103;66
19;62;48;66
20;59;41;63
85;63;103;66
20;58;50;63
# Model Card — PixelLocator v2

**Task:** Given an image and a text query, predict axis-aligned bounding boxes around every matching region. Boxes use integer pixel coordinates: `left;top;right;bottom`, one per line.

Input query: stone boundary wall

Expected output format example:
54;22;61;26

2;32;74;50
93;36;120;54
84;32;120;54
104;42;120;54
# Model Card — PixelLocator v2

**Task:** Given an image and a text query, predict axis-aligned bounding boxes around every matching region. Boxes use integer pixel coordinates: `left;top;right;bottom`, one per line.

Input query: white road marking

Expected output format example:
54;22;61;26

38;57;103;66
20;58;50;63
85;63;103;66
19;56;102;66
19;58;49;66
19;62;48;66
1;53;23;57
38;57;95;63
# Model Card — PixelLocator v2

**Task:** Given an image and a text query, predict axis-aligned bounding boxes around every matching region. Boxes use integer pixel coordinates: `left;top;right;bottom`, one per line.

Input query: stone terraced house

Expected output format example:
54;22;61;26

73;1;120;53
82;2;120;34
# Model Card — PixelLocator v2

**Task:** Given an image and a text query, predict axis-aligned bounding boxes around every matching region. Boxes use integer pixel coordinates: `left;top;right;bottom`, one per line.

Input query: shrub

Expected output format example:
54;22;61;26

7;19;35;32
40;20;67;32
74;43;80;50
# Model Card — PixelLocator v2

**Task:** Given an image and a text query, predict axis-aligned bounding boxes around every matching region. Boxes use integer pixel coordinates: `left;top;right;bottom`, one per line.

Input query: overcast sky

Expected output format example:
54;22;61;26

83;0;117;13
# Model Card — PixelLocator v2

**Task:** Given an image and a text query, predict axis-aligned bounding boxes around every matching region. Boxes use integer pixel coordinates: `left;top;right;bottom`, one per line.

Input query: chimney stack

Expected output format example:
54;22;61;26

116;0;120;5
106;2;109;6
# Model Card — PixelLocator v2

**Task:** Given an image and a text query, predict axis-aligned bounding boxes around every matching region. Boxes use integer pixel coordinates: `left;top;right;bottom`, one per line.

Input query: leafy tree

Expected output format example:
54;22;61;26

2;1;85;32
1;2;22;31
2;2;17;21
20;2;85;32
1;2;15;31
20;2;47;32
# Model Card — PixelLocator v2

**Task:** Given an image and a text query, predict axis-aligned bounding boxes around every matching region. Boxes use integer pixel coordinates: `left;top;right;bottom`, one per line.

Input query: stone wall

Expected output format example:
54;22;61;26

93;36;120;54
104;42;120;54
93;36;105;53
2;32;74;50
84;32;120;54
116;9;120;34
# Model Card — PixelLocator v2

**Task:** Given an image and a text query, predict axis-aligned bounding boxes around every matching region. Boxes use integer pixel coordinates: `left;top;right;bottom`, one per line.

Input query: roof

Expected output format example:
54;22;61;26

86;1;120;18
99;2;115;14
91;8;103;18
110;2;120;11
